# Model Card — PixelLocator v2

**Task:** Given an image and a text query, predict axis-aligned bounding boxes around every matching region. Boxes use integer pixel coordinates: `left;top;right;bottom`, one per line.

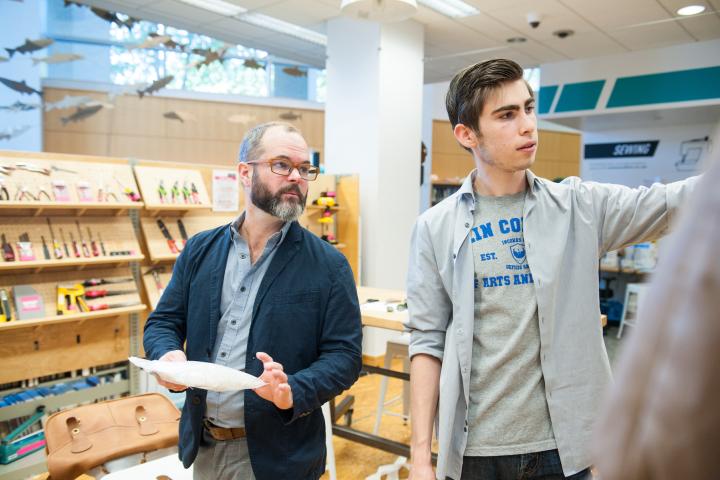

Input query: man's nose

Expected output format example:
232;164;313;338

287;167;302;182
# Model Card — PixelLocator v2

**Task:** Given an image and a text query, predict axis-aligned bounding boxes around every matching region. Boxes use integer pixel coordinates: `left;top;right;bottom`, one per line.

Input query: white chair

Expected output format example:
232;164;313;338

617;283;648;339
373;332;410;435
322;402;337;480
366;455;410;480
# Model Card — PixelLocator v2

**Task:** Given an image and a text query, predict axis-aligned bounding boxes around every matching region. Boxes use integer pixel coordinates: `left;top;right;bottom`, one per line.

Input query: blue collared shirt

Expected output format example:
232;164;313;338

205;213;291;428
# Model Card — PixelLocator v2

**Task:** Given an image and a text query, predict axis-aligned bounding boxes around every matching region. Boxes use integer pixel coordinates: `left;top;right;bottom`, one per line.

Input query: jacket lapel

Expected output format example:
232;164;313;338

252;221;302;318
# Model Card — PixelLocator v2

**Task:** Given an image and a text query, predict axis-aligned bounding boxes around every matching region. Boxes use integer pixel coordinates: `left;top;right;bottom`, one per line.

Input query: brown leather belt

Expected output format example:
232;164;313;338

203;419;246;441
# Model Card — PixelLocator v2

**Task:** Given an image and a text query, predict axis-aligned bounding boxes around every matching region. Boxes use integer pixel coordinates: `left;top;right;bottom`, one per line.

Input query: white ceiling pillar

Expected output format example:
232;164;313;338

324;16;424;289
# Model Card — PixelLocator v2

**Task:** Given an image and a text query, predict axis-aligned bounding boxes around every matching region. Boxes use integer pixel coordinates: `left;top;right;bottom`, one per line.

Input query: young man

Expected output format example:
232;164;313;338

406;59;698;480
144;122;363;480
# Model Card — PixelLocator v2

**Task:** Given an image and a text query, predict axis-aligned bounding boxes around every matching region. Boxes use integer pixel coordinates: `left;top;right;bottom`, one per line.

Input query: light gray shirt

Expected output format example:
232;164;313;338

205;213;290;428
405;169;698;479
466;192;556;456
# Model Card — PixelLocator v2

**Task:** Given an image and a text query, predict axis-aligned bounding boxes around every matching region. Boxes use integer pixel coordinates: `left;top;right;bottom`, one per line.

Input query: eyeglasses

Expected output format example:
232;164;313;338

247;158;319;181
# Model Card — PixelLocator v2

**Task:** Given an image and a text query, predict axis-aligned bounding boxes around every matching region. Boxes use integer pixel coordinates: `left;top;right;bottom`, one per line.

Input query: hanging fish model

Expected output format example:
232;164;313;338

0;101;40;112
44;95;93;111
163;111;196;123
0;77;42;97
90;7;138;29
60;104;103;125
148;33;185;51
129;35;171;50
5;38;54;57
282;66;307;77
137;75;174;98
0;125;31;141
31;53;84;65
279;111;302;121
243;58;264;70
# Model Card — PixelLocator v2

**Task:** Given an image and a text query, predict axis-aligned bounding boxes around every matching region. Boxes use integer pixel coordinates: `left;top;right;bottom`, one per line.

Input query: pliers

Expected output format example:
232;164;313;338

157;180;168;203
15;186;37;201
191;182;200;204
37;187;53;201
182;181;191;203
0;181;9;200
171;181;181;203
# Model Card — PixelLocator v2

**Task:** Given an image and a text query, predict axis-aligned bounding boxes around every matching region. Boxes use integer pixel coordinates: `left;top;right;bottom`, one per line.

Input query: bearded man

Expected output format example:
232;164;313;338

144;122;363;480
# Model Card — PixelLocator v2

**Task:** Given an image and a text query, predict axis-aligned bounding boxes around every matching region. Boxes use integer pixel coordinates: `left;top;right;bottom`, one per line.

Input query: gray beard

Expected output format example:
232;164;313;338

250;169;306;222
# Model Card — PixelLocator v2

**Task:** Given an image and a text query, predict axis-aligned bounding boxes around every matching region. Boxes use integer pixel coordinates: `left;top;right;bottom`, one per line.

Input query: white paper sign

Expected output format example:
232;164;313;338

212;169;239;212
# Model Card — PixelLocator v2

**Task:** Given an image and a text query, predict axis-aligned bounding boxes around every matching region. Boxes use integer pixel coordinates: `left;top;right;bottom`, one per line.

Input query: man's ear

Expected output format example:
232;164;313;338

238;162;252;188
453;123;479;150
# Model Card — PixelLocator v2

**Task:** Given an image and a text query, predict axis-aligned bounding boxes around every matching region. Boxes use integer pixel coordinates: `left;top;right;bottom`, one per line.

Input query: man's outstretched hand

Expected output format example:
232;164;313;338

253;351;293;410
156;350;188;391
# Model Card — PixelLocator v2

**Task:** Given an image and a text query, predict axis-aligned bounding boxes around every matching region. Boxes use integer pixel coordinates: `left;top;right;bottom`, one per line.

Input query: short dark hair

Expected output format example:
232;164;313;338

446;59;533;139
238;121;302;163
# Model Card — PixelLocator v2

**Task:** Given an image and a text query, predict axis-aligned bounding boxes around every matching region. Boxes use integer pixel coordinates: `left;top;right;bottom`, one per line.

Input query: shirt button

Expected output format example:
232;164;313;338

464;222;469;228
240;286;246;293
220;352;227;358
453;254;457;259
231;320;237;326
240;254;247;259
457;328;463;335
462;367;468;373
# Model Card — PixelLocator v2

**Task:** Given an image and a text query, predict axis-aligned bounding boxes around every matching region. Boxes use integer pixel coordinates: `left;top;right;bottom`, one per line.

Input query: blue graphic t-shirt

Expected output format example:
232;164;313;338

466;191;556;456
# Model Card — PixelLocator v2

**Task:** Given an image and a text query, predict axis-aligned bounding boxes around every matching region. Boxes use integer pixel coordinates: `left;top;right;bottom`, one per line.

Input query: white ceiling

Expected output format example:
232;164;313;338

75;0;720;83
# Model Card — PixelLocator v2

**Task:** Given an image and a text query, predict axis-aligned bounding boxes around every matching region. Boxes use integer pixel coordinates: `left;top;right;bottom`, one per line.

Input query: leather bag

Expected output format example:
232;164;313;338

45;393;180;480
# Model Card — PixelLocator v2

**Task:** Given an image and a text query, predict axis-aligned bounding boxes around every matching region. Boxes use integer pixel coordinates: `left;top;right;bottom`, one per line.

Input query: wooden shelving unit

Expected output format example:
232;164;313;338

0;152;148;473
0;254;145;273
0;304;146;331
0;201;143;217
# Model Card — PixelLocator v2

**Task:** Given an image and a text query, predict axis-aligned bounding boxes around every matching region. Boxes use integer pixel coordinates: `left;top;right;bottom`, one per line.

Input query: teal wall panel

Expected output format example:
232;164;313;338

554;80;605;113
538;85;558;114
607;66;720;108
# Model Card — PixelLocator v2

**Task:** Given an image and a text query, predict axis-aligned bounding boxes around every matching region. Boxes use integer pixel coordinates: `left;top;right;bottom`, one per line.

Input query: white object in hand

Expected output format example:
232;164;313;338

129;356;266;392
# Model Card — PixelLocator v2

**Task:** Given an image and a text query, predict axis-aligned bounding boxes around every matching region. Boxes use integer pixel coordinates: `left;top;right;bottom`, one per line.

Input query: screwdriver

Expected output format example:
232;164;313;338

69;231;81;258
87;227;100;257
59;227;70;257
46;218;63;259
76;220;90;257
97;232;107;256
41;235;51;260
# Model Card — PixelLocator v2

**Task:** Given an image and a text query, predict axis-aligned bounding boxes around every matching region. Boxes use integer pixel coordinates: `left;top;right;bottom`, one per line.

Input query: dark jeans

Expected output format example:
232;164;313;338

452;449;591;480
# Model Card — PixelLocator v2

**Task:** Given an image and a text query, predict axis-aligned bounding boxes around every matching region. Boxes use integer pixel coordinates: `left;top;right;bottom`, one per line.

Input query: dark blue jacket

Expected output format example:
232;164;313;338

143;221;363;479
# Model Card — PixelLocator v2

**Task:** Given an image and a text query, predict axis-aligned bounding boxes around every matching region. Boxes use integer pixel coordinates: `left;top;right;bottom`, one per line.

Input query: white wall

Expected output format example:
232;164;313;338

582;123;714;186
0;0;44;151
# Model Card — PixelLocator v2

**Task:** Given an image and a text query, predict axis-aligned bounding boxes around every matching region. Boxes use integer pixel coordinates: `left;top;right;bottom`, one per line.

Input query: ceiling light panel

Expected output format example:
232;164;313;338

417;0;479;18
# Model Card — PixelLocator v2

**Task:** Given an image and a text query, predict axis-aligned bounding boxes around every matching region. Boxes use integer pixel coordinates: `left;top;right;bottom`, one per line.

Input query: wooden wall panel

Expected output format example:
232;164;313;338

43;87;325;166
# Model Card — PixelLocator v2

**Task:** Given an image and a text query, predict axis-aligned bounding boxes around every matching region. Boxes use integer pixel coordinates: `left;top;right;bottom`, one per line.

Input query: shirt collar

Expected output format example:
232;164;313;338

459;168;539;206
230;211;292;247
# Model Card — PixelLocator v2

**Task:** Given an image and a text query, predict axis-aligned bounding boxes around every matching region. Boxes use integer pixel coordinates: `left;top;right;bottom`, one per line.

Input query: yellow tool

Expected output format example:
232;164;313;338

57;284;88;314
